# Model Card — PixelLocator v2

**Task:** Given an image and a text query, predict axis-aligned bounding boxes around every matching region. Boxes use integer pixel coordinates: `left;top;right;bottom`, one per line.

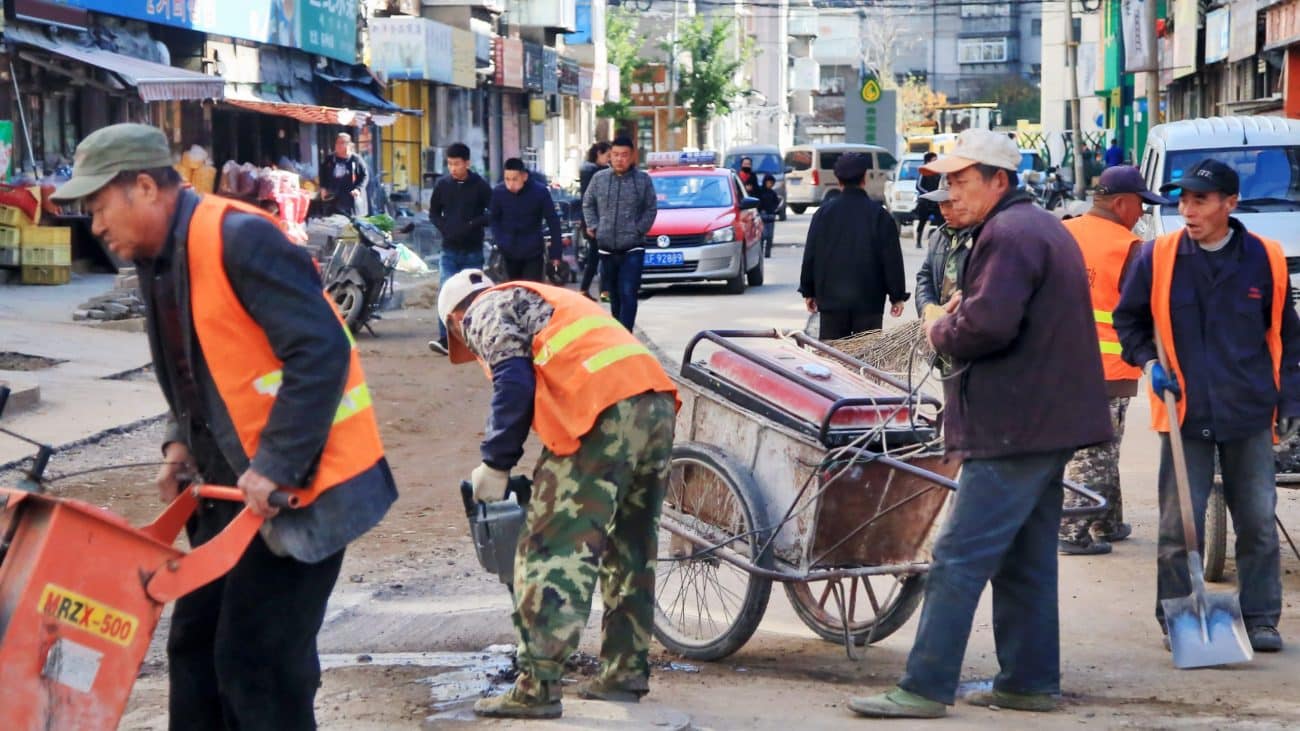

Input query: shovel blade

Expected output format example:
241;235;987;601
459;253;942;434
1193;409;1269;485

1161;591;1254;669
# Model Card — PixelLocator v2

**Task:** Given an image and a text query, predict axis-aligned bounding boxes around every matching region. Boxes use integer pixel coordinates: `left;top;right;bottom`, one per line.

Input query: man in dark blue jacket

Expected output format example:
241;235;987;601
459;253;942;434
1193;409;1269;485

1113;159;1300;654
489;158;564;282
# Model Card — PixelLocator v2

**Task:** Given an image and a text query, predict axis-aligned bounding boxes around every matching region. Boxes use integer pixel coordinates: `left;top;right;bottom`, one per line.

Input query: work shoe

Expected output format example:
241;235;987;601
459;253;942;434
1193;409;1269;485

965;689;1057;713
577;676;649;703
1098;523;1132;543
473;685;562;719
428;339;448;356
1058;538;1112;556
848;687;947;719
1162;633;1171;652
1249;625;1284;653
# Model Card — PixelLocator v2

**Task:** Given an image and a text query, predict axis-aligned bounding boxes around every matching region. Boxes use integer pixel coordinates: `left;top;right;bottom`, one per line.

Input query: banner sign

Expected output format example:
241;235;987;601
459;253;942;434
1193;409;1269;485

1121;0;1155;72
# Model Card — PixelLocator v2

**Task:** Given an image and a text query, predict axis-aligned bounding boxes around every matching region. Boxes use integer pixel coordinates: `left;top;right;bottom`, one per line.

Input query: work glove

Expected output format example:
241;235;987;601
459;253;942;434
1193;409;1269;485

470;463;511;504
922;303;946;324
1279;416;1300;442
1145;360;1181;401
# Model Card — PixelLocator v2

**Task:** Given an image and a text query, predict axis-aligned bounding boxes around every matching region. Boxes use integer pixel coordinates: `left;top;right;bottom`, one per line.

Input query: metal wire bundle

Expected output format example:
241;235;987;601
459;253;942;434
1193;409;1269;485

828;320;935;379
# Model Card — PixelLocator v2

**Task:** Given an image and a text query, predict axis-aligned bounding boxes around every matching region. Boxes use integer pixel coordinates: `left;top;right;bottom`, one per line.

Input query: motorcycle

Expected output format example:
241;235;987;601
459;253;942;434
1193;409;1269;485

323;217;397;334
1031;167;1076;212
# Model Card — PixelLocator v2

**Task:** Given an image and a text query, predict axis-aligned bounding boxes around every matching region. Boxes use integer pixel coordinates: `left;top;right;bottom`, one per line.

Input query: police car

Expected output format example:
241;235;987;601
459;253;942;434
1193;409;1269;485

643;151;765;294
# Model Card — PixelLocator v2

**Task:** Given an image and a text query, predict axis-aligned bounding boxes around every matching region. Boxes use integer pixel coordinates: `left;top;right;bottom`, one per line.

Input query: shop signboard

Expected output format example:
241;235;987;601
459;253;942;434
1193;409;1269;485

1230;0;1258;62
543;48;559;95
1120;0;1155;72
560;58;580;96
61;0;359;63
1171;0;1199;78
578;66;594;101
451;29;477;89
1204;7;1231;64
494;37;524;89
524;42;545;93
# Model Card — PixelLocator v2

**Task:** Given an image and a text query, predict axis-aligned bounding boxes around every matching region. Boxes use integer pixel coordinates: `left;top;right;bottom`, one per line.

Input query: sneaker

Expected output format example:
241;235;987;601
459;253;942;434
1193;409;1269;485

473;686;562;719
848;687;947;719
1058;538;1112;556
1249;625;1283;653
428;339;448;356
1098;523;1132;543
965;689;1057;713
577;677;649;703
599;292;610;303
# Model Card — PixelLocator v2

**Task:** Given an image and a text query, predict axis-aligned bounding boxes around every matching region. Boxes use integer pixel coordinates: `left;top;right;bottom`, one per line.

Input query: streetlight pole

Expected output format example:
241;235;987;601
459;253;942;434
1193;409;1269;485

1065;0;1086;196
667;0;679;149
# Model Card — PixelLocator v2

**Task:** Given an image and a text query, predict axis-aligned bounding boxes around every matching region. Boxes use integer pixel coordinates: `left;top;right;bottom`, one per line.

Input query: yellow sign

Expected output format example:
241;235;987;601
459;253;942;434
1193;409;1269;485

861;78;882;104
39;583;140;648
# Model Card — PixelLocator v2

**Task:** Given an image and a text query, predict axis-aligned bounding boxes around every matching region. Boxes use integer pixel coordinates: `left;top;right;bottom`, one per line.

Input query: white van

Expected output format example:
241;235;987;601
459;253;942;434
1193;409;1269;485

1139;116;1300;288
783;144;897;213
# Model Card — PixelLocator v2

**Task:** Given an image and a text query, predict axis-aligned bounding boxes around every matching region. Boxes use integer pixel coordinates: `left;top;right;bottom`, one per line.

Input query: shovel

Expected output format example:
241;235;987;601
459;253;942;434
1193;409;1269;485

1155;337;1253;669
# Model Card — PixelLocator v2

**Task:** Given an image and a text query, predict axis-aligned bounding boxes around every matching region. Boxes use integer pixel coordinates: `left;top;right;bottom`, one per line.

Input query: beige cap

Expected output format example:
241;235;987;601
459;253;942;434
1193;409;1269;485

921;129;1021;176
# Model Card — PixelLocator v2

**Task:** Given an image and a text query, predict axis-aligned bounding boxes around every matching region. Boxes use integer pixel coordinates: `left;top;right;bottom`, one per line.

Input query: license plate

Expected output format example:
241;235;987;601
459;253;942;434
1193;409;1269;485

788;178;802;185
644;251;684;267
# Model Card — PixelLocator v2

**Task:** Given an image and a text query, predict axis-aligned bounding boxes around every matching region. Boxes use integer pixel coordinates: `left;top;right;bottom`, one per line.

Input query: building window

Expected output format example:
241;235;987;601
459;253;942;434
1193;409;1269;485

1031;18;1042;36
961;1;1011;17
958;37;1010;64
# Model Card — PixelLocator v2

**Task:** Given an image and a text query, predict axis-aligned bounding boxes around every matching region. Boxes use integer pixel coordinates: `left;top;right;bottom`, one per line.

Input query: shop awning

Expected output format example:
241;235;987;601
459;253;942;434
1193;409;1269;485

334;83;403;113
222;90;371;126
5;25;224;102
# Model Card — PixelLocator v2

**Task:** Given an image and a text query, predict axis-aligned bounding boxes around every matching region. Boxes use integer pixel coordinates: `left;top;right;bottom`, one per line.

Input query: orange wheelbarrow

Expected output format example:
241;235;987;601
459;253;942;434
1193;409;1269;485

0;482;295;730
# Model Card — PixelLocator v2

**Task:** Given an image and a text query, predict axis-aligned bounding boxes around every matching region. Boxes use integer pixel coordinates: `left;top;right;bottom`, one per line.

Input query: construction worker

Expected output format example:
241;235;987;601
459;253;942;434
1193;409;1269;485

1058;166;1170;556
438;269;678;719
1113;159;1300;653
52;124;396;730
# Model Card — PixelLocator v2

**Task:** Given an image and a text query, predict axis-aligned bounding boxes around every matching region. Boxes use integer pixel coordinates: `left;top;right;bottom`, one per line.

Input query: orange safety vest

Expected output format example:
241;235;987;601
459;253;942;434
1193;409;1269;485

1063;214;1142;382
187;195;385;504
1149;228;1287;432
473;281;678;456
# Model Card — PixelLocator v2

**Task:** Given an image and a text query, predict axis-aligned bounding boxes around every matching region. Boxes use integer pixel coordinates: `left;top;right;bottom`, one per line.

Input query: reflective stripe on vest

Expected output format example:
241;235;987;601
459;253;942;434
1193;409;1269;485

473;281;679;457
1064;214;1141;382
187;194;386;505
1148;228;1287;433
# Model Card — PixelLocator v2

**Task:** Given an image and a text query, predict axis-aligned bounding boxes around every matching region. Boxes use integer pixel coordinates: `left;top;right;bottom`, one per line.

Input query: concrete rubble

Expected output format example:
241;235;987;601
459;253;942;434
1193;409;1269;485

72;268;144;322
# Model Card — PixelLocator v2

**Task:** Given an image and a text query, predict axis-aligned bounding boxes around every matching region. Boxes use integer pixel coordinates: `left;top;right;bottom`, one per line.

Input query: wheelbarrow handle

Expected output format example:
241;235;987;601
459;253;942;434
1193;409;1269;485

192;484;300;509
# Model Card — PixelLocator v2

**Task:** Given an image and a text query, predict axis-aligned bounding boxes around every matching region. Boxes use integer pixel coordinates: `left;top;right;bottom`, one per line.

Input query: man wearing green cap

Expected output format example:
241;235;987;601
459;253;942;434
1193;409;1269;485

53;123;398;730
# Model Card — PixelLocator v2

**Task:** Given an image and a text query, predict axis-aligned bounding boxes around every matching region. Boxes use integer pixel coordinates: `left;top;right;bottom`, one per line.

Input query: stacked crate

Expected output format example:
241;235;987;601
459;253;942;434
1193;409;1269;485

0;205;23;269
0;203;73;285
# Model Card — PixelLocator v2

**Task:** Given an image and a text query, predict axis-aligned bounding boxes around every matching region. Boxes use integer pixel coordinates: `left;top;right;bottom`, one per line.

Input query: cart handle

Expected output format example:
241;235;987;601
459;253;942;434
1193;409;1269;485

192;484;300;509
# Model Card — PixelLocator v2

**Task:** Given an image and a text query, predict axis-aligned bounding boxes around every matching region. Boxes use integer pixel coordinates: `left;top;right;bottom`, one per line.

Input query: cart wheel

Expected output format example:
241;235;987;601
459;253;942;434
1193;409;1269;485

654;442;773;661
1204;481;1228;582
785;573;926;646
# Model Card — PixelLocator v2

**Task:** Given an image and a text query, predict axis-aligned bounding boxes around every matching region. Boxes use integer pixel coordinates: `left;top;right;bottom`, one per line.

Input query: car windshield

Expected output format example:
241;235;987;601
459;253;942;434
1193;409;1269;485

725;153;782;174
896;159;923;180
1163;147;1300;212
652;175;734;209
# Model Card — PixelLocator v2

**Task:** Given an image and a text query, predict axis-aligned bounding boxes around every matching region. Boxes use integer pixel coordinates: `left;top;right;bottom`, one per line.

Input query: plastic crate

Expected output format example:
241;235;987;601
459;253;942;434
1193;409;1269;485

21;265;70;285
21;244;70;266
21;225;71;247
0;205;30;227
0;244;19;268
0;225;18;248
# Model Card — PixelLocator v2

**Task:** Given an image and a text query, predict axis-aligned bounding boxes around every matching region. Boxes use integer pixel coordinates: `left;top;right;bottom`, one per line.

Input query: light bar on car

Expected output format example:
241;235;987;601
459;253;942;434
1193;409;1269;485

646;151;718;168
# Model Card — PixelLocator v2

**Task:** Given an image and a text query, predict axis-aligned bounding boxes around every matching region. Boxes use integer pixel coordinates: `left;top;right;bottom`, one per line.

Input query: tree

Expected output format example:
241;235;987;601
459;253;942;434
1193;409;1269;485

598;7;649;127
857;6;923;88
668;16;755;147
971;74;1041;125
898;75;947;130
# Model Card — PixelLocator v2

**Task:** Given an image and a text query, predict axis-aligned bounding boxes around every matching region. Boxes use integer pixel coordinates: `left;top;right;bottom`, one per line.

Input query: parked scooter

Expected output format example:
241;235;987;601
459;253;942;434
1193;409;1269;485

1039;167;1076;212
323;217;397;334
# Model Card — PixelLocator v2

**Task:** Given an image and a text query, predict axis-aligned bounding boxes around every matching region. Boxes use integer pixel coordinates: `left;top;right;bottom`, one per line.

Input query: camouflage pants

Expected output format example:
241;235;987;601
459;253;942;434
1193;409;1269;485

511;391;675;700
1060;397;1128;543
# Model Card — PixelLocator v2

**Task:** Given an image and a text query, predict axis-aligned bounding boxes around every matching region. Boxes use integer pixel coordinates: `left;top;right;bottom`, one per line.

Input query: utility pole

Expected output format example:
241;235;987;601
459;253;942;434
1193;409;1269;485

1065;0;1086;196
667;0;679;149
1144;0;1159;133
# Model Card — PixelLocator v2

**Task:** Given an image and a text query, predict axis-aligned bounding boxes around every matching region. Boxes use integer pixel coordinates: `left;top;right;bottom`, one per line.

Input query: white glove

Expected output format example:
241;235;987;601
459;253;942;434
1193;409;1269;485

470;463;510;504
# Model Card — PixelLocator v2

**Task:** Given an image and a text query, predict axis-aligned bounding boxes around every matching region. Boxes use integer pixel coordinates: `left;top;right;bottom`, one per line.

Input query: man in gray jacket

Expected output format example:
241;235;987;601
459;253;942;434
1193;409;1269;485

582;136;658;330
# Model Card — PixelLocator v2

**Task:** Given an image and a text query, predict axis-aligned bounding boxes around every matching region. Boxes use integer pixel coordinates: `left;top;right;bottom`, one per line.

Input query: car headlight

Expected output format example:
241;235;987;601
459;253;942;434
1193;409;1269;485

708;227;736;243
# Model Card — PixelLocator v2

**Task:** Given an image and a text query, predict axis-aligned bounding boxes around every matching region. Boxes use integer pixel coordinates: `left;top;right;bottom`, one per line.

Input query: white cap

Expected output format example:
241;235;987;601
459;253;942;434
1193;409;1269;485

437;268;494;363
921;129;1021;175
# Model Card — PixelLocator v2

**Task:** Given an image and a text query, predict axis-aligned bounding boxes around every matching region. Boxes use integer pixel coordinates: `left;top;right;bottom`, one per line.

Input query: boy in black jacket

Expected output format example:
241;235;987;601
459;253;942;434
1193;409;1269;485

428;142;492;354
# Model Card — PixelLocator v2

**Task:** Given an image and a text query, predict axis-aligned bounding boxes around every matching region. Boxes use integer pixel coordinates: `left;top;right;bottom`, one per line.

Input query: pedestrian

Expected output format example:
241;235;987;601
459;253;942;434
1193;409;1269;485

52;123;396;730
737;156;755;186
914;151;941;248
428;142;493;355
912;176;972;331
577;141;611;300
799;152;908;341
1104;138;1124;168
758;173;781;258
1113;159;1300;653
1057;166;1168;555
437;269;678;720
849;129;1112;719
489;157;564;282
582;135;658;331
321;132;367;217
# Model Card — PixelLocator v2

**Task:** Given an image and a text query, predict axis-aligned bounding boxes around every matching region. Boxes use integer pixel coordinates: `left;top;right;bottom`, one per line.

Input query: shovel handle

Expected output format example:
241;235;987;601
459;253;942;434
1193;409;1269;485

1155;337;1200;553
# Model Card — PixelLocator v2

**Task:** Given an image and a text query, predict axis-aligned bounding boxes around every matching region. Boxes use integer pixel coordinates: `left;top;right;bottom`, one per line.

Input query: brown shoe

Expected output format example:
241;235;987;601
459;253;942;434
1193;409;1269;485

473;685;562;719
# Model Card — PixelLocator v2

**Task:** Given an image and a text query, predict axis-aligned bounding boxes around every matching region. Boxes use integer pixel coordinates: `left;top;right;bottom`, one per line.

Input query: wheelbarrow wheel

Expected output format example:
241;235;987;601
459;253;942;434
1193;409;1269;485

653;442;773;661
785;573;926;646
1203;480;1228;582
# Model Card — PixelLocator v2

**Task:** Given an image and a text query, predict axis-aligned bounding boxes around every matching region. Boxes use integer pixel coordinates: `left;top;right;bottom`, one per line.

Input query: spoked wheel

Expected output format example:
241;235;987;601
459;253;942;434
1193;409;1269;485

654;442;773;661
785;573;926;646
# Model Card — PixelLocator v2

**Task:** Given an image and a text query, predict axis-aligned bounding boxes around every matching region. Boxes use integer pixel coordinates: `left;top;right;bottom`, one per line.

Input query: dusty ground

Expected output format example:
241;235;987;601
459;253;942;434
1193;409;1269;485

14;297;1300;729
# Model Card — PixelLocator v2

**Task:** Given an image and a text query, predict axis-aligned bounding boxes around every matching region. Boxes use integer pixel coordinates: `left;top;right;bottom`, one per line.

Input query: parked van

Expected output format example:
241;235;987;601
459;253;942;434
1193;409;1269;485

1139;116;1300;290
783;143;897;214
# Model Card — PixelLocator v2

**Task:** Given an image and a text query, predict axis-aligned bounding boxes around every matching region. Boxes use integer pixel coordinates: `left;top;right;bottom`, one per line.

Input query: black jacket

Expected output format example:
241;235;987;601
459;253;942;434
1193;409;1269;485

489;179;564;260
928;192;1113;459
757;187;781;217
799;187;907;312
915;225;972;314
140;190;396;562
429;171;492;252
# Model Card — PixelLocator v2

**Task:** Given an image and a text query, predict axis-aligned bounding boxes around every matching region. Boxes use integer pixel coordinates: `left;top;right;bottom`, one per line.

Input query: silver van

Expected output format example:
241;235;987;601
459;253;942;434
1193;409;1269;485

1138;116;1300;291
724;144;786;220
783;143;897;214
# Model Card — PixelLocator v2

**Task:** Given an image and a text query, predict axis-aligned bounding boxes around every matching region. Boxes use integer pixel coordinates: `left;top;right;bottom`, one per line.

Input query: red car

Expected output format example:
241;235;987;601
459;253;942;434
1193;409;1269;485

642;151;765;294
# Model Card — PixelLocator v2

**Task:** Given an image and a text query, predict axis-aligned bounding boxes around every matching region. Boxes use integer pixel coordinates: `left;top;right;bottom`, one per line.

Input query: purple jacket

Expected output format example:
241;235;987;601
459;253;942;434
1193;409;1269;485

929;192;1113;459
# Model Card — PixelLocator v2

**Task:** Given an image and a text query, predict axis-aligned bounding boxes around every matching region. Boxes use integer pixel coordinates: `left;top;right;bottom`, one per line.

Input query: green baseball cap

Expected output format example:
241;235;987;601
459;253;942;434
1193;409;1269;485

51;123;174;202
